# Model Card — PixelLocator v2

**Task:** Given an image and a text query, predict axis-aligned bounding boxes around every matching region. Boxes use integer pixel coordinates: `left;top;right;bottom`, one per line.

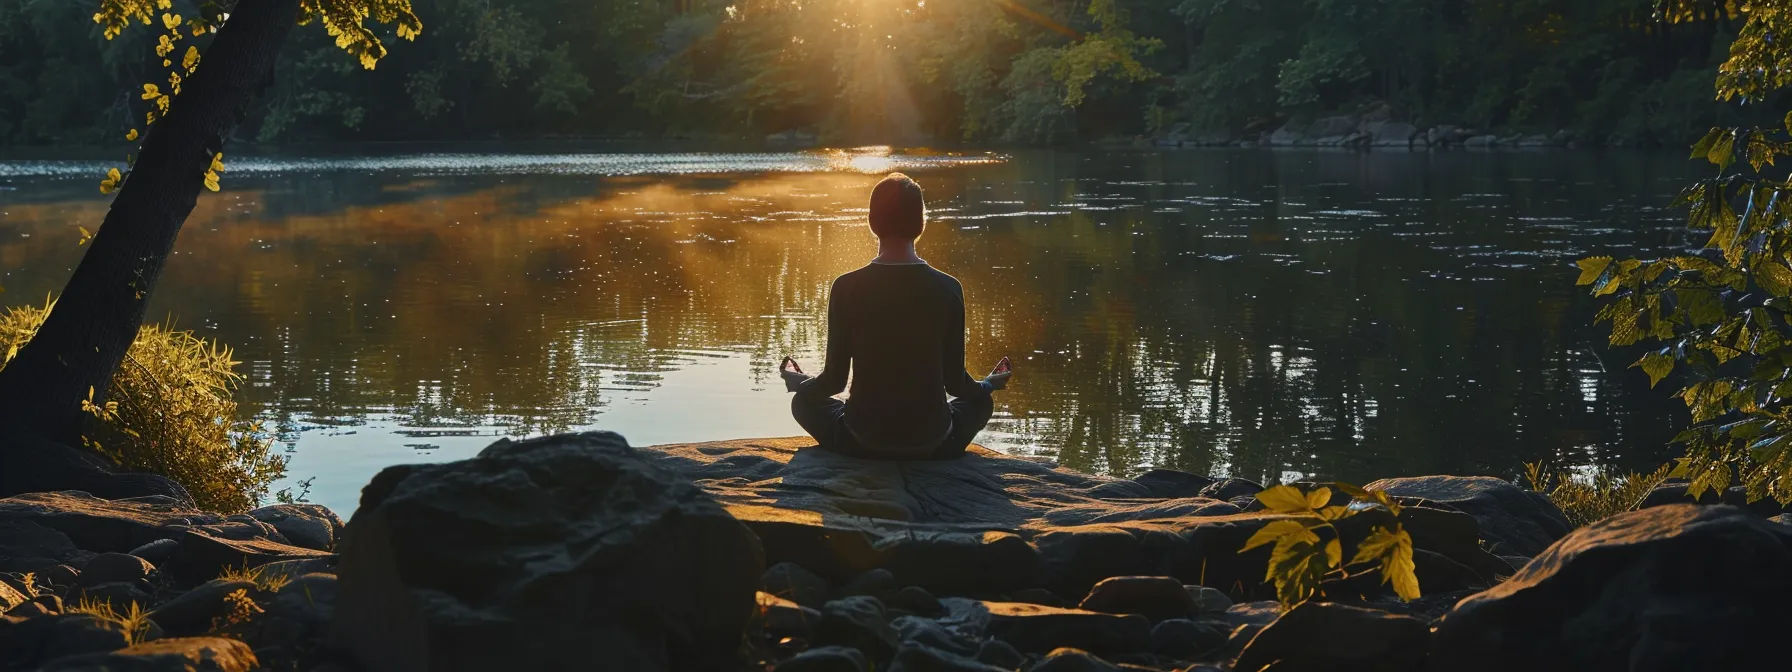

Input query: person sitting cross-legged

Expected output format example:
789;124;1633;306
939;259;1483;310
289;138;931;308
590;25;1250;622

781;172;1010;460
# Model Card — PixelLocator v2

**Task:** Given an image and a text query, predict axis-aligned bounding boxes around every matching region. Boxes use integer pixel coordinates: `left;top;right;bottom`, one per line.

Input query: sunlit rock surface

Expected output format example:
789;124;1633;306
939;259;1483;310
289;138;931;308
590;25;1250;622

639;437;1507;599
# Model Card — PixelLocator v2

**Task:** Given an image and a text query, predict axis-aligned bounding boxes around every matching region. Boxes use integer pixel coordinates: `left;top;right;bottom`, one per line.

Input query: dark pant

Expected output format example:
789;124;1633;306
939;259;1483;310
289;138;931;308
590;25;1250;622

790;381;994;460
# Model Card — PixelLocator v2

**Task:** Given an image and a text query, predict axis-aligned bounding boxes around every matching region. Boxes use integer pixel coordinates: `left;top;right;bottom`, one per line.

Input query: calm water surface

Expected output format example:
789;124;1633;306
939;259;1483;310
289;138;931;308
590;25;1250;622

0;147;1697;513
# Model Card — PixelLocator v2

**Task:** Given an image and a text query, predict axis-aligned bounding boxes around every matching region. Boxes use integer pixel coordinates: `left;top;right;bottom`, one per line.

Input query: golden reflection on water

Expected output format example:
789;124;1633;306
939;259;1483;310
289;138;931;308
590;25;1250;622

0;148;1702;511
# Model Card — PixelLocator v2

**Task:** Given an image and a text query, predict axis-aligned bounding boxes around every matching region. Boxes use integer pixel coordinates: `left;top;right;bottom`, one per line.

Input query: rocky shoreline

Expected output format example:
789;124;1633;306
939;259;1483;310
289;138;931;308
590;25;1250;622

1136;110;1598;150
3;432;1790;671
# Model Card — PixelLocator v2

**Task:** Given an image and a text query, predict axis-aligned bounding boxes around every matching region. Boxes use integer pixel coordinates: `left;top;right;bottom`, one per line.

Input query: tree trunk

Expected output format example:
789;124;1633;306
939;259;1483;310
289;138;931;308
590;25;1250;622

0;0;301;497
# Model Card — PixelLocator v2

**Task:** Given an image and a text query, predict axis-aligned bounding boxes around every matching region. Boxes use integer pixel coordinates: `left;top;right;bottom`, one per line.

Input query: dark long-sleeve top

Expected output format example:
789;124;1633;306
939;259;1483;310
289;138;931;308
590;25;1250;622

801;261;991;451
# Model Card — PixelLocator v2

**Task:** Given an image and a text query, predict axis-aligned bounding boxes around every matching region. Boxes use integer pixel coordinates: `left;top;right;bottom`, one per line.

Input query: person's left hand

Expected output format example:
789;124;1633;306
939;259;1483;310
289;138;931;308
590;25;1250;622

781;368;809;392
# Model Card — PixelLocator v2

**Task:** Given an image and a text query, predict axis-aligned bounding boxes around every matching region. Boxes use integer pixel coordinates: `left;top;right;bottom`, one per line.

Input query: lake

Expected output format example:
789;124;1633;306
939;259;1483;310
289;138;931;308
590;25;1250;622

0;145;1698;513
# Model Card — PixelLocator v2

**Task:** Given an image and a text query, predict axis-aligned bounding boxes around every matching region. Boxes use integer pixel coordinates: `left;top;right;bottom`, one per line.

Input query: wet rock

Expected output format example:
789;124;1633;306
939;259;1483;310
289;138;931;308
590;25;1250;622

839;568;897;598
147;580;259;637
1307;115;1360;138
1148;618;1225;658
1130;470;1215;499
1032;647;1122;672
981;601;1150;653
79;553;155;588
38;636;258;672
778;645;868;672
889;642;1005;672
974;639;1023;668
1366;475;1572;558
0;520;85;574
1463;134;1498;148
1429;504;1792;671
1221;601;1283;628
1198;479;1263;501
816;596;899;664
1184;585;1231;614
764;562;830;607
1370;121;1421;147
752;591;820;638
0;613;129;670
885;585;946;617
246;504;343;552
1078;576;1194;621
329;432;763;672
162;528;332;585
1268;123;1304;147
0;491;223;554
125;539;178;566
1234;601;1429;672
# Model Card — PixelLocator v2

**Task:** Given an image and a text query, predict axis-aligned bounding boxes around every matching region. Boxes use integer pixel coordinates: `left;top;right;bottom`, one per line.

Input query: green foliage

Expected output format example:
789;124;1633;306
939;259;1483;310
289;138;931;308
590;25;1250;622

1522;462;1673;528
1579;2;1792;506
0;302;284;513
1241;482;1420;606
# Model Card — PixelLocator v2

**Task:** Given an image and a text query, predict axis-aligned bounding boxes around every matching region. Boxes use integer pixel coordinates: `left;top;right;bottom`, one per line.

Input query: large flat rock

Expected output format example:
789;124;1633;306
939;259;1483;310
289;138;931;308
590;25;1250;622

639;438;1509;599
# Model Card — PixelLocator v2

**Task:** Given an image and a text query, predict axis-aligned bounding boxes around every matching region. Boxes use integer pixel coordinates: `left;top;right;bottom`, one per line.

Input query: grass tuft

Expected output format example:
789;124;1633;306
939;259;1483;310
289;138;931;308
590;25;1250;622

1523;462;1673;528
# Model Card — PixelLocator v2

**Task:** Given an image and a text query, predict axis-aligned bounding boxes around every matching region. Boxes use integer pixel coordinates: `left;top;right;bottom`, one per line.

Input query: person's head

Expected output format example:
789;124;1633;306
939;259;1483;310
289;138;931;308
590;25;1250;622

868;173;925;241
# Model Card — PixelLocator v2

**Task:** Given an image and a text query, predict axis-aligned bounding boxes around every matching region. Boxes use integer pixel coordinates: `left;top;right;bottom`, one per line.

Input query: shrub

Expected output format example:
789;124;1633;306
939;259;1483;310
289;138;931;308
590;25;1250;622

1242;483;1421;606
0;301;283;513
1522;462;1673;529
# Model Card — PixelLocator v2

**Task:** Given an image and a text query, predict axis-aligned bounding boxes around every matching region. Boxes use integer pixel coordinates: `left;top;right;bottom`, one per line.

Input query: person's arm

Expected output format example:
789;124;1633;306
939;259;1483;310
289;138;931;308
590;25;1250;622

803;278;851;396
943;283;993;399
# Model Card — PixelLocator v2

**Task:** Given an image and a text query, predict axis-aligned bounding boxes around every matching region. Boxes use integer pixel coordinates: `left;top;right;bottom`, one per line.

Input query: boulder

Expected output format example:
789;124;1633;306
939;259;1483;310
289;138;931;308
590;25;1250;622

815;596;899;663
1129;470;1215;499
885;585;946;617
1197;479;1262;501
245;504;343;552
0;614;129;670
1234;602;1428;672
1370;122;1420;147
979;601;1150;653
42;564;80;588
147;580;259;637
328;432;765;672
1077;576;1195;621
79;553;155;588
1031;648;1122;672
126;539;178;565
1366;475;1571;557
1307;115;1360;138
1184;585;1231;614
38;636;257;672
162;528;332;585
1429;504;1792;671
751;591;820;638
891;614;977;656
0;520;86;574
838;568;897;598
974;639;1024;668
1463;134;1498;148
255;573;337;662
0;491;222;554
889;642;1005;672
764;562;831;607
1268;124;1304;147
1148;618;1225;658
778;645;868;672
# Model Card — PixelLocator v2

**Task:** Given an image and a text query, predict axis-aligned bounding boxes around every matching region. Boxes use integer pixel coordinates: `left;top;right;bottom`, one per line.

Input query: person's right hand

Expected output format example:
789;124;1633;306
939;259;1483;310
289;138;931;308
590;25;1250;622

985;370;1012;391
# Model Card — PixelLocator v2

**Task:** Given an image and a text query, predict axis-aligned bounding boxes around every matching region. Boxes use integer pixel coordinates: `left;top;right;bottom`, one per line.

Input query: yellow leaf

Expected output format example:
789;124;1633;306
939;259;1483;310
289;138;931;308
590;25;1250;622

162;13;181;31
1632;352;1675;388
1576;256;1614;286
99;167;122;194
157;0;171;9
1323;537;1341;568
1352;524;1420;601
140;83;160;100
203;170;220;192
183;45;200;71
1306;487;1332;510
1241;519;1310;552
210;153;225;173
125;128;138;141
77;226;93;246
162;59;170;67
1315;505;1350;521
1256;485;1312;514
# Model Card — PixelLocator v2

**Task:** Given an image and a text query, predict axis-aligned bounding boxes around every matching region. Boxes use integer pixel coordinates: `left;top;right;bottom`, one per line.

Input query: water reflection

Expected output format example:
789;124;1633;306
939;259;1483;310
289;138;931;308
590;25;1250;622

0;148;1695;512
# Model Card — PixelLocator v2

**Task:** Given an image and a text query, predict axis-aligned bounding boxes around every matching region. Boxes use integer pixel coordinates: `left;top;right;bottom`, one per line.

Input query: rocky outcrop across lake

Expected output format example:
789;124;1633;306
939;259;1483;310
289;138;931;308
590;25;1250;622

5;432;1791;671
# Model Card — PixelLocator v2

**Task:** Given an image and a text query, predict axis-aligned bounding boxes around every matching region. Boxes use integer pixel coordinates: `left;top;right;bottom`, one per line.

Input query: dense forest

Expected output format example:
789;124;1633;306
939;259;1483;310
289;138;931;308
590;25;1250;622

0;0;1770;145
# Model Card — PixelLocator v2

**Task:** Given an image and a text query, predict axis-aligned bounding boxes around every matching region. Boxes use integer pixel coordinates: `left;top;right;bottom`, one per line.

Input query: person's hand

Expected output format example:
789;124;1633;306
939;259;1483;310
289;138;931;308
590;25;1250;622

985;370;1012;391
781;368;809;393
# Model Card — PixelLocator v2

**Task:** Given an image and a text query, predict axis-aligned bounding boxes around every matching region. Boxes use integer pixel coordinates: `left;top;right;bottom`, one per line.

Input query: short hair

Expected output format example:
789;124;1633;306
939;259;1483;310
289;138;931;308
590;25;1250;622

868;173;925;240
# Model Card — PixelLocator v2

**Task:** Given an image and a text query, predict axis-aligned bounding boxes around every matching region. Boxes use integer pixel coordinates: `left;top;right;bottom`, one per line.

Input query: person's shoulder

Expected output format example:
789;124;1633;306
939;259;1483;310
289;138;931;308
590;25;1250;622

923;264;965;293
833;265;874;287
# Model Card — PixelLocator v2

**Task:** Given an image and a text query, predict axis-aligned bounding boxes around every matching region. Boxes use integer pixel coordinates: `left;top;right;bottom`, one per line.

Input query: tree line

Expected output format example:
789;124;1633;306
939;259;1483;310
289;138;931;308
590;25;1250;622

0;0;1769;146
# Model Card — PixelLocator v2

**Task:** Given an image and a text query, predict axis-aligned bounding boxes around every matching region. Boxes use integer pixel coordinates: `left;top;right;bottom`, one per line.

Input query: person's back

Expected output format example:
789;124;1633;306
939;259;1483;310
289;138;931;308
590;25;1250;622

782;173;1010;459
